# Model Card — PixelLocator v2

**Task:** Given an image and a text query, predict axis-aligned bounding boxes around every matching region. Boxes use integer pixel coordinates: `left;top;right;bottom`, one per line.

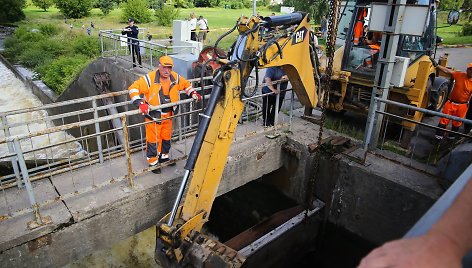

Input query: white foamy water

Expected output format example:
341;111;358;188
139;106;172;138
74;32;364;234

0;62;85;160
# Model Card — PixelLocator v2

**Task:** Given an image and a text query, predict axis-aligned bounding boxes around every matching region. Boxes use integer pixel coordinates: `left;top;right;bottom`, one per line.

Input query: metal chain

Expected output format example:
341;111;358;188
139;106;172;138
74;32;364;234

306;0;342;209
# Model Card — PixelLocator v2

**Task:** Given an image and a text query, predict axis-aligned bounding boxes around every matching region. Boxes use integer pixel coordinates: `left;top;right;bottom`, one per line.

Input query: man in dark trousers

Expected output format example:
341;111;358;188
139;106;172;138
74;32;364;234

122;18;142;68
262;67;289;127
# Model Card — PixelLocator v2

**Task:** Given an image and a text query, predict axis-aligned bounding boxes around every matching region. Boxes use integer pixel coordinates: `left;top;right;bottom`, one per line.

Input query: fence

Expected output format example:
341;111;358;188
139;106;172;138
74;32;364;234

99;30;198;70
0;75;295;228
364;97;472;167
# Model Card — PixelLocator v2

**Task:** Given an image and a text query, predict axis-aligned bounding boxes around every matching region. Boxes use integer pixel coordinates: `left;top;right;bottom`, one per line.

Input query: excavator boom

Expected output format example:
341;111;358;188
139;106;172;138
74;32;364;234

155;12;319;267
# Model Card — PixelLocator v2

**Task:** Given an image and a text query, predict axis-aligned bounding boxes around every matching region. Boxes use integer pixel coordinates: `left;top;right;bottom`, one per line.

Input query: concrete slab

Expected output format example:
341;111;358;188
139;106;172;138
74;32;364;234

0;179;71;253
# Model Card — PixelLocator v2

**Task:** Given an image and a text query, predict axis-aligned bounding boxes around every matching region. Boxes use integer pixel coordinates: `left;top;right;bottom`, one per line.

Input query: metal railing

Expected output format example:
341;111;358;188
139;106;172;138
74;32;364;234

0;76;295;228
99;31;198;70
364;97;472;167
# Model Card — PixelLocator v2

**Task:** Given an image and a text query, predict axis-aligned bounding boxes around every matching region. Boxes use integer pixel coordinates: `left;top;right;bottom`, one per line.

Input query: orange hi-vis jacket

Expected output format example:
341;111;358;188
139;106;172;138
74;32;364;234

128;70;194;114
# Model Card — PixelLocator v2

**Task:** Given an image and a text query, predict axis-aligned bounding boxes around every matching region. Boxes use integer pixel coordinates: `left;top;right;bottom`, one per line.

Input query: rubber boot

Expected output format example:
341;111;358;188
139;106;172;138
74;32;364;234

448;126;460;139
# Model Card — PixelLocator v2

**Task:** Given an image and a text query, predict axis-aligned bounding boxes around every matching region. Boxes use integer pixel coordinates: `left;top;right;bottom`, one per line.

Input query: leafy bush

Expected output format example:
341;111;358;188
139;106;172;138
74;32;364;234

122;0;152;23
54;0;94;18
97;0;115;15
72;36;101;58
0;0;26;23
19;48;53;68
174;0;194;8
149;0;165;9
256;0;270;7
39;24;60;36
38;55;91;94
195;0;211;7
18;38;66;68
463;23;472;36
155;5;180;26
32;0;54;11
219;0;251;9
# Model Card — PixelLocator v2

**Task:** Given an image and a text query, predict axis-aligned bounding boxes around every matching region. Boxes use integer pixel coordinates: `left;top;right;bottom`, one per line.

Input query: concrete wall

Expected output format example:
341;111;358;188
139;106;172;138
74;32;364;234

260;119;443;245
0;132;286;268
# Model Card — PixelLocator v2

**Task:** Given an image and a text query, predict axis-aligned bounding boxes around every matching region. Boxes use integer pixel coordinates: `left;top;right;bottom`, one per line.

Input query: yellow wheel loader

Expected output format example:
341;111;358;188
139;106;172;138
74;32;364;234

327;0;457;145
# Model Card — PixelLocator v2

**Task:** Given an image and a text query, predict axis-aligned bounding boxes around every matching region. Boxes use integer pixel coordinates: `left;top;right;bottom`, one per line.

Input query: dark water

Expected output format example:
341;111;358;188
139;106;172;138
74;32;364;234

296;222;377;268
208;180;376;268
207;180;298;242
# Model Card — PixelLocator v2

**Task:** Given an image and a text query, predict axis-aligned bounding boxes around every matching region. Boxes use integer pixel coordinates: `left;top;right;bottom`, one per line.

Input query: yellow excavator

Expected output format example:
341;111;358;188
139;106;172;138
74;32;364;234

154;12;320;267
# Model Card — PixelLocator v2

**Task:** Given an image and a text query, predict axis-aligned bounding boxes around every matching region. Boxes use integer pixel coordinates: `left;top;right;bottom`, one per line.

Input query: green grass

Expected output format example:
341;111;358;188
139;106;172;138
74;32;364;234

324;117;364;140
20;6;281;49
436;23;472;45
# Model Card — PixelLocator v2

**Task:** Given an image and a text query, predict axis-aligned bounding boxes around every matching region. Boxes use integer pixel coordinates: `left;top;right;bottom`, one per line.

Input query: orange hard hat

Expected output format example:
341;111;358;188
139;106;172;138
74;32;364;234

159;56;174;67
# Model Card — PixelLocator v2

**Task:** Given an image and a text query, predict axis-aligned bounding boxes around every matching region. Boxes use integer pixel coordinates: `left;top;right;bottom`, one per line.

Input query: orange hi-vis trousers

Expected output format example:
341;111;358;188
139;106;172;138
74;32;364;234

439;100;469;128
145;113;172;166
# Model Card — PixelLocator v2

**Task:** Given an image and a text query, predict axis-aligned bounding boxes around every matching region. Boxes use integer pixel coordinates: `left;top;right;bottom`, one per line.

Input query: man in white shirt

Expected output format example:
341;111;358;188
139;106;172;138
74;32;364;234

197;16;209;43
189;13;197;41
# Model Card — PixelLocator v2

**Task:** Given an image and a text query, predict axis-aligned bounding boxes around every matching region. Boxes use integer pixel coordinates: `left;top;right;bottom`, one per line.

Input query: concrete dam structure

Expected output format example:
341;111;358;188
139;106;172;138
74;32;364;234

0;56;446;267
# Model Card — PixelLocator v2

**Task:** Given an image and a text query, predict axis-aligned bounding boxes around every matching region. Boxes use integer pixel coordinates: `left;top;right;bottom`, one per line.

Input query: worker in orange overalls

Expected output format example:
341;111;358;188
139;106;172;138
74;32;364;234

128;56;202;173
435;62;472;140
353;8;367;46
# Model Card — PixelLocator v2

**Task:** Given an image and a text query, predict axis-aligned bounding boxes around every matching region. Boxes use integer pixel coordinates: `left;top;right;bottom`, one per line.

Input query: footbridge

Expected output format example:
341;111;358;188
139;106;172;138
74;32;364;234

1;37;468;267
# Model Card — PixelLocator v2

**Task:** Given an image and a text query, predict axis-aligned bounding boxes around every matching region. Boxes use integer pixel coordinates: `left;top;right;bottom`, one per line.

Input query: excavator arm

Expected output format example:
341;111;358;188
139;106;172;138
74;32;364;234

155;12;319;267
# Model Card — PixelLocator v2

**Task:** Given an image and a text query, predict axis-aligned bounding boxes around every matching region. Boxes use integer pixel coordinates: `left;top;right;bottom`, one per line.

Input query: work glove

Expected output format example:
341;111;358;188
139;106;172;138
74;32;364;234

191;91;202;102
139;101;149;115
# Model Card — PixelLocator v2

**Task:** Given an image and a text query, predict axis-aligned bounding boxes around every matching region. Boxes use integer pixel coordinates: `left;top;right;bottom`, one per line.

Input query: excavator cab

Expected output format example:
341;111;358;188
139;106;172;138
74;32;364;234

337;0;437;79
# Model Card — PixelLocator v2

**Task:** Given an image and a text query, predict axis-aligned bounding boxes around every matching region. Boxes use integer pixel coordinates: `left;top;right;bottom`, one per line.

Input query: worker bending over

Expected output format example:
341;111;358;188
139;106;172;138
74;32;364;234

128;56;202;173
435;63;472;140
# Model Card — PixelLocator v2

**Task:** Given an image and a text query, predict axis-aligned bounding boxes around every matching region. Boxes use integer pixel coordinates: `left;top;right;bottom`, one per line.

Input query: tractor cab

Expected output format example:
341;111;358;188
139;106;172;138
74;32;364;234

336;0;437;80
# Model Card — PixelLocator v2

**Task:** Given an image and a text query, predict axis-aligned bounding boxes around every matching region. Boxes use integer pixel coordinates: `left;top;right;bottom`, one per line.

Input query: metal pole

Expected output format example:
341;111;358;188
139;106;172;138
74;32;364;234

253;0;257;16
13;139;43;225
364;98;379;151
100;31;104;57
168;169;190;226
1;115;22;187
121;115;134;188
114;35;118;63
289;90;294;132
274;84;280;128
363;0;406;150
92;100;104;164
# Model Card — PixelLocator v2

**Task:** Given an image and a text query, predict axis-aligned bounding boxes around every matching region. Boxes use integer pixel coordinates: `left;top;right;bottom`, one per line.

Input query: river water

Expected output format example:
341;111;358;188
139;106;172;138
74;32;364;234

0;62;84;160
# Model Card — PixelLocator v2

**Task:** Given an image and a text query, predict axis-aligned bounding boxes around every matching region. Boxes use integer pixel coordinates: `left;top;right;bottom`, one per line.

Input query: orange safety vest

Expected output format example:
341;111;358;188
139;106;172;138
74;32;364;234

353;8;367;45
128;70;193;114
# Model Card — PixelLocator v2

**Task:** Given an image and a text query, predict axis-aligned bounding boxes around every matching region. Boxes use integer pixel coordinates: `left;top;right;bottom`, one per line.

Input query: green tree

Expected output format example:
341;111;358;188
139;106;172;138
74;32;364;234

97;0;115;15
439;0;464;10
155;4;180;26
0;0;26;23
283;0;328;23
122;0;152;23
32;0;54;11
462;0;471;22
54;0;94;18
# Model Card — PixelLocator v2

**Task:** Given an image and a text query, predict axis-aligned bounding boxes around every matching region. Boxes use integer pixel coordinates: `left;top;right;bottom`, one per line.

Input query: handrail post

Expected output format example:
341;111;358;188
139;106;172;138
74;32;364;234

1;115;22;188
121;115;134;188
13;139;45;228
364;97;379;151
100;31;104;57
114;34;118;63
289;89;294;132
92;99;104;164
